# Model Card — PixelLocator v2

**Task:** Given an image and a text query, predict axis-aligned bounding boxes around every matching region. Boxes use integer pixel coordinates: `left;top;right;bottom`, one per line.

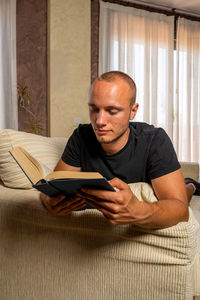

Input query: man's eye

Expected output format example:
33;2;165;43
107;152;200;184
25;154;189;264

109;110;118;115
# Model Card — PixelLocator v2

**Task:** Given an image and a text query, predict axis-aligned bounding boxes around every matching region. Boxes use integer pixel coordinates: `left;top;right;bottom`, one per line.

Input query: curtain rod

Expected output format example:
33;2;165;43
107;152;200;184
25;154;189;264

102;0;200;22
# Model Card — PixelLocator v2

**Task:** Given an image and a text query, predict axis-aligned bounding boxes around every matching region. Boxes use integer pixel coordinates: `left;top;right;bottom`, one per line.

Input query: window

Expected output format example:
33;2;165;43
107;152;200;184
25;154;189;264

99;1;200;166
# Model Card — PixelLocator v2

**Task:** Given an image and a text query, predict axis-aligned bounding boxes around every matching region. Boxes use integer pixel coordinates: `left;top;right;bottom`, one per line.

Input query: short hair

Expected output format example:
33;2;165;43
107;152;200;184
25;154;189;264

95;71;137;105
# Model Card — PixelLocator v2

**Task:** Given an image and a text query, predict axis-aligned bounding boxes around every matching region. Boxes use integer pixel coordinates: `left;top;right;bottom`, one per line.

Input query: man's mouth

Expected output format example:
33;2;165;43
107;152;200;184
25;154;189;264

95;129;110;135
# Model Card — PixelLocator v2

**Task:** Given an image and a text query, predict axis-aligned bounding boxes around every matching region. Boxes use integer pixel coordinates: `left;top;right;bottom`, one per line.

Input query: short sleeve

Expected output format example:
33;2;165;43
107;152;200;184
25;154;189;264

147;128;180;180
61;128;81;167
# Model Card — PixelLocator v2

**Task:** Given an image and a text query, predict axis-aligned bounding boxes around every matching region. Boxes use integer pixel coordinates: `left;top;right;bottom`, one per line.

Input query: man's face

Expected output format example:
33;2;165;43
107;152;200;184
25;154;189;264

88;79;138;147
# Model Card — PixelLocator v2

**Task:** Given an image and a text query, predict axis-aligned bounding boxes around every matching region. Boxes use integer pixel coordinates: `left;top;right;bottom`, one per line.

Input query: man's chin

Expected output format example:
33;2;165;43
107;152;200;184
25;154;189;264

96;136;112;144
96;134;121;145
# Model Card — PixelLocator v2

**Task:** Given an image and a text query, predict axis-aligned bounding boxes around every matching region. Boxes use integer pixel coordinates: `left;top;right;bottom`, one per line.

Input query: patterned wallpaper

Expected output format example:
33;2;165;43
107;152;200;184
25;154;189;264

16;0;48;136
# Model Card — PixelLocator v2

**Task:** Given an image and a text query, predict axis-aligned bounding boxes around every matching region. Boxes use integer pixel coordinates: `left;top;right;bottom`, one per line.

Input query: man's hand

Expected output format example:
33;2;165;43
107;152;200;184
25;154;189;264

40;193;86;216
41;160;85;215
78;177;140;225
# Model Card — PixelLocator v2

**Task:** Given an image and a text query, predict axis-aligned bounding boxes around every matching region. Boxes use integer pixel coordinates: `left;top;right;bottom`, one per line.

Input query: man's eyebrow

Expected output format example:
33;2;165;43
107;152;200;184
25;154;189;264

105;106;123;110
88;104;123;110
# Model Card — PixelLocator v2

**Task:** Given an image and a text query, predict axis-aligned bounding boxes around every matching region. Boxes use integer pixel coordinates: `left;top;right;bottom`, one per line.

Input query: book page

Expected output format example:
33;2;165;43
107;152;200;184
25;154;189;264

10;146;45;185
45;170;103;181
37;159;52;177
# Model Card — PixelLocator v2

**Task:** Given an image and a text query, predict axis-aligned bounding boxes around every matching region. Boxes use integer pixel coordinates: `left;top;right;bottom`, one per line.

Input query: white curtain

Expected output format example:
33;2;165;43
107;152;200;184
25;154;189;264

0;0;18;130
174;18;200;165
99;1;174;138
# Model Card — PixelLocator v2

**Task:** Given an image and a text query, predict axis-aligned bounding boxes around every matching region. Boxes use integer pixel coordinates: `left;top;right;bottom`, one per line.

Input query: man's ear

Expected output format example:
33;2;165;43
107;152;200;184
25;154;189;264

130;103;139;120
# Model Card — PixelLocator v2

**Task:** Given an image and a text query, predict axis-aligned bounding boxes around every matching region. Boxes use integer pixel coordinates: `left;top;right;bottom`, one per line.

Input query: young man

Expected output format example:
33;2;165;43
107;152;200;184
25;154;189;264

41;71;198;229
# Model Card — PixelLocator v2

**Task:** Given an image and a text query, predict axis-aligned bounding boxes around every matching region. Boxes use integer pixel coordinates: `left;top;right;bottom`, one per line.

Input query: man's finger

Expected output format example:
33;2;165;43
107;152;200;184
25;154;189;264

55;202;87;216
43;194;66;207
52;197;86;213
109;177;129;191
80;188;116;202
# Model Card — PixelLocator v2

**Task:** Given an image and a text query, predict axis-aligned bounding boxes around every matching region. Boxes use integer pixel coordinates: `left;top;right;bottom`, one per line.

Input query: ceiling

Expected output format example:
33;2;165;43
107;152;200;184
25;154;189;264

128;0;200;16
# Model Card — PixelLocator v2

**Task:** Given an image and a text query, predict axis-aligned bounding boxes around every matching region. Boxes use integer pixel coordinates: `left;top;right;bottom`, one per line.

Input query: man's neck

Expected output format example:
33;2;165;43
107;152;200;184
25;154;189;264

101;128;130;155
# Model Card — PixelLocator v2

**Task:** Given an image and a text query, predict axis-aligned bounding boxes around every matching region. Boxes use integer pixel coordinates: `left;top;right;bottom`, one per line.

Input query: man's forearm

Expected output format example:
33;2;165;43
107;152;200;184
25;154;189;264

131;197;189;229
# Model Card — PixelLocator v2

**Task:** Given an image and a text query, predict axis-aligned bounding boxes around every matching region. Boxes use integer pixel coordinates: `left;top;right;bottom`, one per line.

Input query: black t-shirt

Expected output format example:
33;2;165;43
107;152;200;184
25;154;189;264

62;122;180;184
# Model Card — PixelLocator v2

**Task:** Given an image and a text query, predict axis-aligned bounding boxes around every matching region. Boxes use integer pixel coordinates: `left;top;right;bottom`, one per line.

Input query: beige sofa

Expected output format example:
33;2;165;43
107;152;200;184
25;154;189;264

0;129;200;300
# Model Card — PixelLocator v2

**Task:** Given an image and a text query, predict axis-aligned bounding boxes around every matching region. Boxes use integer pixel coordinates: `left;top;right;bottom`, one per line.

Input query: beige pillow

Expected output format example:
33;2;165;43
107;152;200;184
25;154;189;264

129;182;158;203
0;129;67;189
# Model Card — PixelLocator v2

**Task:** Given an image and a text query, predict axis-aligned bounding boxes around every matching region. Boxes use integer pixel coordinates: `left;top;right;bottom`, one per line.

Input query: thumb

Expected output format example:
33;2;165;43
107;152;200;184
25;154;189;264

108;177;129;191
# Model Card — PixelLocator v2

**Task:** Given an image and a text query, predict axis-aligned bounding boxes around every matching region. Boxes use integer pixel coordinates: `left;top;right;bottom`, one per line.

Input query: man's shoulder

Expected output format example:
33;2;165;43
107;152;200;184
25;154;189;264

72;123;96;143
130;122;160;136
74;123;93;136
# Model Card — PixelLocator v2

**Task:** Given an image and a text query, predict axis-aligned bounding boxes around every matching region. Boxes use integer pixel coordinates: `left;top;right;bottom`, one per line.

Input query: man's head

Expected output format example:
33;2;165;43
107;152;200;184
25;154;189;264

97;71;137;106
88;71;139;153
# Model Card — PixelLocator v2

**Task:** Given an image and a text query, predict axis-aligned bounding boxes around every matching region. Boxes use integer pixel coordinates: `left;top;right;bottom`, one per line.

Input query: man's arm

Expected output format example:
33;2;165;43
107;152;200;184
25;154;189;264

40;159;86;215
78;169;189;229
53;159;81;172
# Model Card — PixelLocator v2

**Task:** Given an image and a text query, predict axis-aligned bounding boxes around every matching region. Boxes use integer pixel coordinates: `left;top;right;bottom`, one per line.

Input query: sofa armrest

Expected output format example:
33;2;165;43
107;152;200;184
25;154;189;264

180;161;199;181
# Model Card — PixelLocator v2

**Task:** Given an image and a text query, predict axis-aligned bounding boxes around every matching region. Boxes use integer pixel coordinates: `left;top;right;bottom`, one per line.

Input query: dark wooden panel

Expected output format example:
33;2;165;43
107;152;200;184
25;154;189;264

91;0;100;83
17;0;48;136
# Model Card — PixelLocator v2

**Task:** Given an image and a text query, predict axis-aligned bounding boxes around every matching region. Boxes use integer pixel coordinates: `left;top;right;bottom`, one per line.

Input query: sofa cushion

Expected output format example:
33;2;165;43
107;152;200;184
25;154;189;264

0;129;67;189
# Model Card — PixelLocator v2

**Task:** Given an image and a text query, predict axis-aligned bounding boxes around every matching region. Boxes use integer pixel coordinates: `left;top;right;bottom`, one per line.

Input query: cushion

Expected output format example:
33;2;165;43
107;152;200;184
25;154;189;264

129;182;157;203
0;129;67;189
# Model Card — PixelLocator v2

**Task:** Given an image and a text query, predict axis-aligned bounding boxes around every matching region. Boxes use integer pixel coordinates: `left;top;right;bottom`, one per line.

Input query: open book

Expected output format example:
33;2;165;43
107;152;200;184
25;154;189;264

9;146;115;197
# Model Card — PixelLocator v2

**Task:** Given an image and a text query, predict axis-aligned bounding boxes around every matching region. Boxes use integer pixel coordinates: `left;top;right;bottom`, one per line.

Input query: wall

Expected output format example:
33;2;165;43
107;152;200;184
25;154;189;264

49;0;91;137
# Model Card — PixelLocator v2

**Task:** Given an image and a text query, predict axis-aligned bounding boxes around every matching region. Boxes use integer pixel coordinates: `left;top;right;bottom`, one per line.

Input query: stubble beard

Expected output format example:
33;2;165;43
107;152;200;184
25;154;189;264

96;125;129;145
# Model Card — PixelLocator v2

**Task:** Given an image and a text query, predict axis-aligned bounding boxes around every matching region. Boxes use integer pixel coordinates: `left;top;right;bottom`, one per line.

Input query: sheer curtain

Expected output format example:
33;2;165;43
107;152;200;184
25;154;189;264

99;1;174;138
174;18;200;165
0;0;18;130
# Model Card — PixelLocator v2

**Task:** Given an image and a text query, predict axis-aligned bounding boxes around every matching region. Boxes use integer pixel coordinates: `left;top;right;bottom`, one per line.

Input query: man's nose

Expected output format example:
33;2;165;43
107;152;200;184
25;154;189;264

96;111;106;125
